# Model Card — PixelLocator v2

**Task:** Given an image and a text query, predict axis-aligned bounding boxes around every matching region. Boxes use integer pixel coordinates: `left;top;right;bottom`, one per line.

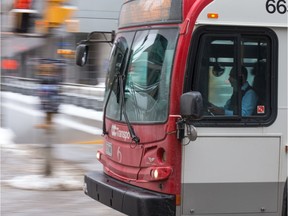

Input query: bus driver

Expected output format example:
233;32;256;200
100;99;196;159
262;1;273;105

208;66;258;116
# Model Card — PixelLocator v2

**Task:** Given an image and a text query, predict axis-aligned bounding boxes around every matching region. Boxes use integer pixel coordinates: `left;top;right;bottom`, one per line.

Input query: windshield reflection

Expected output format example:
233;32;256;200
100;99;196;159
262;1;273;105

105;28;178;123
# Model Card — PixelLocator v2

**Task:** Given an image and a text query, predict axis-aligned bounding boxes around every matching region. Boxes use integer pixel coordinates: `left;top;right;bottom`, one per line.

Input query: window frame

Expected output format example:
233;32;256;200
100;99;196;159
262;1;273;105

184;25;278;127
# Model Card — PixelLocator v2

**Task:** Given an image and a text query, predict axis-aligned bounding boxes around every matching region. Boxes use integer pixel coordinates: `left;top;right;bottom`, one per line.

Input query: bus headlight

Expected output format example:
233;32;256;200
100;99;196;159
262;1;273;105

150;167;172;180
153;169;159;179
96;151;101;160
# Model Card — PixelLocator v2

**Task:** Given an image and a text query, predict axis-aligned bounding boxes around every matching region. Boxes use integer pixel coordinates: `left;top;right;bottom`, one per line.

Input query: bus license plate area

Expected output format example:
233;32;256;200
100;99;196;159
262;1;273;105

105;142;112;156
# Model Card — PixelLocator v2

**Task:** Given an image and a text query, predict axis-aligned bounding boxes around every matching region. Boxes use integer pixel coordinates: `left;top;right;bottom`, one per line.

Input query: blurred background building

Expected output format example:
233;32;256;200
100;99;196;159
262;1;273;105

1;0;122;85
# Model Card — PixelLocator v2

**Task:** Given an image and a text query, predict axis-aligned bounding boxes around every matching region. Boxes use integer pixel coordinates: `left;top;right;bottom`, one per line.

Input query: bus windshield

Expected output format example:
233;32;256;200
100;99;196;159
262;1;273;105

105;28;178;123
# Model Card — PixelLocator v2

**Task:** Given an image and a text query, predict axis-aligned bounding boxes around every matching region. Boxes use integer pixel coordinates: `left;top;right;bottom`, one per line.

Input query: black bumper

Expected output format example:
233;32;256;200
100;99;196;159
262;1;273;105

84;171;176;216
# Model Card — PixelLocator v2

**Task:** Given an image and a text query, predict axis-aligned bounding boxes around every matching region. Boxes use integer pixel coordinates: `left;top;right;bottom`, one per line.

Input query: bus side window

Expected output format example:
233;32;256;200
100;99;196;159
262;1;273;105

188;26;277;126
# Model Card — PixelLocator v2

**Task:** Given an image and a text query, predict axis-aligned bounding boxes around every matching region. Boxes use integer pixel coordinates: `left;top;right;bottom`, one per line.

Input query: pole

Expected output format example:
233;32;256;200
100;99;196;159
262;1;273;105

44;112;53;176
36;112;54;176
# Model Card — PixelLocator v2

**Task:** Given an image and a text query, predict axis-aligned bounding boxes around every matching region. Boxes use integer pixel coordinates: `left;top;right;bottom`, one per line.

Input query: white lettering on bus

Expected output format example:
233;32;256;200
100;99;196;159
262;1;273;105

111;124;130;140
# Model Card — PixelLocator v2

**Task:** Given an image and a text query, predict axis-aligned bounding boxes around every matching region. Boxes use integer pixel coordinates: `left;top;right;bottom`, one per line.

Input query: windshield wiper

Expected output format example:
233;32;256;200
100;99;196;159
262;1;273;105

102;74;117;135
102;47;128;135
119;72;140;144
102;49;140;144
119;49;140;143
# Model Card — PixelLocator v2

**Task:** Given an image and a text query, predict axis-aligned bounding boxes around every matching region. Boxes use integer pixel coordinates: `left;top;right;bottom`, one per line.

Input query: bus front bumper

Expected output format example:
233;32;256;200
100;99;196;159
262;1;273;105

84;171;176;216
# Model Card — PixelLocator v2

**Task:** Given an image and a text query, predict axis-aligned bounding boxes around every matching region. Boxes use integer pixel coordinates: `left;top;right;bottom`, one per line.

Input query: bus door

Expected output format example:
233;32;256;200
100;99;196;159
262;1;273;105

181;26;281;215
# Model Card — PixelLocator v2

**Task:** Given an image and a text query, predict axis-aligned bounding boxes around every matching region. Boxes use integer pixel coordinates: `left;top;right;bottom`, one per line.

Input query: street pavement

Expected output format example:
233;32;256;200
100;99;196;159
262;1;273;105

0;128;125;216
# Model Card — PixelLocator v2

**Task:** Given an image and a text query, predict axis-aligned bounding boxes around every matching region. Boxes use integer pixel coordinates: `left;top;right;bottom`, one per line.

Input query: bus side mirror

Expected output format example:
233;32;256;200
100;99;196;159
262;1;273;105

76;44;88;66
180;91;203;120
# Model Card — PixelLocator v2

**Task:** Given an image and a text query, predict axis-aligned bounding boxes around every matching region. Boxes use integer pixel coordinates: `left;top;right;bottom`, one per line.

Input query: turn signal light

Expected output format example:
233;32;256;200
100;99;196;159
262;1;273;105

207;13;219;19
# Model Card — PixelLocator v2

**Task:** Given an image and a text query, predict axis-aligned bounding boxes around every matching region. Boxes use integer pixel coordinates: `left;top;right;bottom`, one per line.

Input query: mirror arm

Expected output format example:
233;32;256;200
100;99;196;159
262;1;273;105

176;118;198;142
77;31;116;45
176;118;185;140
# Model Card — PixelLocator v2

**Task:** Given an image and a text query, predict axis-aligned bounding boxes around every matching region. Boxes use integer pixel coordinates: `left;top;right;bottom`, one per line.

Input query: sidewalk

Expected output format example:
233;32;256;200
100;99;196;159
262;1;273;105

1;128;102;191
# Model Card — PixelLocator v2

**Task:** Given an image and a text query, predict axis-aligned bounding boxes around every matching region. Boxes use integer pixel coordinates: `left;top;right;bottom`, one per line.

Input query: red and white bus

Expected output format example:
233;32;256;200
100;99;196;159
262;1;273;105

76;0;288;215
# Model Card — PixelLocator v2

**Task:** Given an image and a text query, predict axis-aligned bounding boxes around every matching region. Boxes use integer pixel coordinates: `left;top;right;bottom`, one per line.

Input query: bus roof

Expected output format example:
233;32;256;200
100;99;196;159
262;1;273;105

197;0;288;28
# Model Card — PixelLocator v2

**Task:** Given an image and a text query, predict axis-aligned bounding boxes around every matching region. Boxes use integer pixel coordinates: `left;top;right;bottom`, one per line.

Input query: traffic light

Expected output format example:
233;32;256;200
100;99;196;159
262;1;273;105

14;0;32;9
43;0;76;28
11;0;36;33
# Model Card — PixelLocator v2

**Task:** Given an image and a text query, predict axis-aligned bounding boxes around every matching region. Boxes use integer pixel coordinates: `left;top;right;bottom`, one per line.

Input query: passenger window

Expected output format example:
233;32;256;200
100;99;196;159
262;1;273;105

188;27;277;126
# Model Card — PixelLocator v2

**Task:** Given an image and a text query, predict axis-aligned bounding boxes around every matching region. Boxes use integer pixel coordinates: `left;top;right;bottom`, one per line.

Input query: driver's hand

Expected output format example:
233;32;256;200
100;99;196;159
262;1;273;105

208;104;225;115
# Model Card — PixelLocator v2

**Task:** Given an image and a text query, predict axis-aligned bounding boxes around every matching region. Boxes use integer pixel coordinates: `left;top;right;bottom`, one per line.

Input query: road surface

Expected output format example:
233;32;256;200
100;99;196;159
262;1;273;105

1;92;126;216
